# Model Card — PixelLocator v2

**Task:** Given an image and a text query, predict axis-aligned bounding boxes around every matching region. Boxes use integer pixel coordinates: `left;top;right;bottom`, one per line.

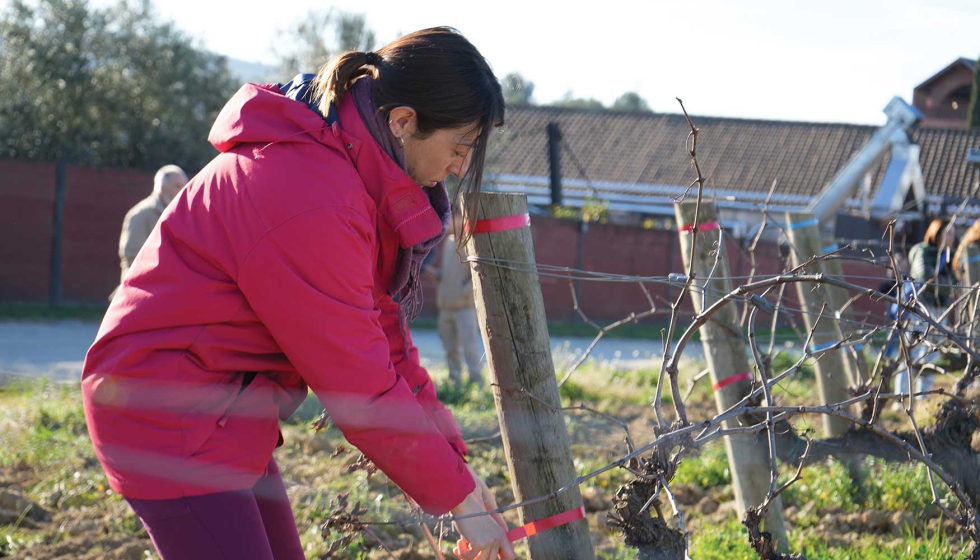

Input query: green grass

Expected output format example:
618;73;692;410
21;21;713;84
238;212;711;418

778;458;952;519
771;349;816;381
0;381;115;510
780;458;862;515
0;528;45;557
559;378;607;403
675;441;955;521
0;363;972;560
689;517;758;559
690;516;970;560
667;437;968;558
792;522;969;560
674;442;732;490
0;379;97;469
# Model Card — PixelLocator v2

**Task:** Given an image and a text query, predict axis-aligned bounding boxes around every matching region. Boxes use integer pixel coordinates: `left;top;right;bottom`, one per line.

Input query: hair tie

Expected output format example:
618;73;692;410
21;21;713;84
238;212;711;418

365;52;380;66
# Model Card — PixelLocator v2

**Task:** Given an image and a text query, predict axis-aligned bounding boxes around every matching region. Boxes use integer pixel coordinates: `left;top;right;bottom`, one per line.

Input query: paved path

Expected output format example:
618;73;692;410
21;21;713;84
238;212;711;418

0;320;704;383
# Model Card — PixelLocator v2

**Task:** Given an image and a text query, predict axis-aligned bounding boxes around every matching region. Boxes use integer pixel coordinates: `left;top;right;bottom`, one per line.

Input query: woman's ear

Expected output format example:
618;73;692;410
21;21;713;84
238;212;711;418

387;106;418;140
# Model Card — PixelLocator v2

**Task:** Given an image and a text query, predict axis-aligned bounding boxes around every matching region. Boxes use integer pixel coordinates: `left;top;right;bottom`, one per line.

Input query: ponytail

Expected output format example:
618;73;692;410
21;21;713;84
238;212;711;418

313;51;381;114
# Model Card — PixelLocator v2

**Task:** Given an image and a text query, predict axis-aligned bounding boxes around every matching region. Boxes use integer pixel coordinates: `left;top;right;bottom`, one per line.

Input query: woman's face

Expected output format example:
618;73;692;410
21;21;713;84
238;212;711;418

403;124;480;188
387;107;480;188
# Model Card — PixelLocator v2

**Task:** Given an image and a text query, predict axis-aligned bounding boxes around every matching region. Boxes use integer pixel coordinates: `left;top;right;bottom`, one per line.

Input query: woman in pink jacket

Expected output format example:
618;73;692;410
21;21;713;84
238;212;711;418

82;27;514;560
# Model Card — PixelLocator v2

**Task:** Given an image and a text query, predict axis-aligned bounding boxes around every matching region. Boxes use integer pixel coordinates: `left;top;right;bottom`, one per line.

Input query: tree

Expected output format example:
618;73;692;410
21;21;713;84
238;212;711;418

500;72;535;107
273;10;376;78
551;91;604;111
611;91;653;113
968;56;980;129
0;0;238;172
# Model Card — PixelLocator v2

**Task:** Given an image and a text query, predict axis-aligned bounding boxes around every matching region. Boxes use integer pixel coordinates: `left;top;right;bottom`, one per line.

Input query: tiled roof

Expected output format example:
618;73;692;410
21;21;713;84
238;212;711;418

915;57;977;90
914;126;980;200
486;105;980;204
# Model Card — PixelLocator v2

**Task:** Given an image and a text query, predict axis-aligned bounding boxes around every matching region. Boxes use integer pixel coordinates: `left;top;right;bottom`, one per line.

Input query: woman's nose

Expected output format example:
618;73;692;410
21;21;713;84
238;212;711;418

453;152;472;178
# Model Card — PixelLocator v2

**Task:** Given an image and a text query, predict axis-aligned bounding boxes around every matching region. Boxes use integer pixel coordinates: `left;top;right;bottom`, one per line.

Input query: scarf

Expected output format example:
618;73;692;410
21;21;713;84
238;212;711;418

349;77;451;321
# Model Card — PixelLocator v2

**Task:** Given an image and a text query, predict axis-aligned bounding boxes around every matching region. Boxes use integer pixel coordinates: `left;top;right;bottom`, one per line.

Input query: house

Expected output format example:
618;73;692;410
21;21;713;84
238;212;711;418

913;57;977;130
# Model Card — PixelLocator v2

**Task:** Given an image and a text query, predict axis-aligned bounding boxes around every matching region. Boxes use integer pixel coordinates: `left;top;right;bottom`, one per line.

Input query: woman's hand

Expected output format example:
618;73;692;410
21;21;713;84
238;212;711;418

451;467;515;560
465;465;507;529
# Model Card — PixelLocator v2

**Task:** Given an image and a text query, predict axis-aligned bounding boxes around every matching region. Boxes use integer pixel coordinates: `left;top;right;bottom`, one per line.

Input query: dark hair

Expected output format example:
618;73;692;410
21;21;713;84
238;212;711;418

314;27;505;245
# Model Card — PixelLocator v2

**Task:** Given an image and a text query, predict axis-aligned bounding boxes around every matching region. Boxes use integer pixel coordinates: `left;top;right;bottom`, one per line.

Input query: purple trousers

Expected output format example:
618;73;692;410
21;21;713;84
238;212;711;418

126;458;306;560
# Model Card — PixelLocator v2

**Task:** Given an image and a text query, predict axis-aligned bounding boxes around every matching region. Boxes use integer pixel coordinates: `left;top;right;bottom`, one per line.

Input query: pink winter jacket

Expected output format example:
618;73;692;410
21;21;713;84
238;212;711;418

81;82;475;515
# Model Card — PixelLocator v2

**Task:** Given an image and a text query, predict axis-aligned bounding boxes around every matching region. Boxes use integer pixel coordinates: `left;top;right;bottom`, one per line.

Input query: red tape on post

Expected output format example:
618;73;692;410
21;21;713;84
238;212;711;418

678;221;720;234
713;371;751;391
458;505;586;552
465;213;531;234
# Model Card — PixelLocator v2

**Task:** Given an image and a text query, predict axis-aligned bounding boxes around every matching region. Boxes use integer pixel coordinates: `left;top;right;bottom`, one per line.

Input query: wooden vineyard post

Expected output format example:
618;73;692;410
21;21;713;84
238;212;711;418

674;200;789;548
464;192;595;559
783;212;859;437
815;239;871;382
960;244;980;330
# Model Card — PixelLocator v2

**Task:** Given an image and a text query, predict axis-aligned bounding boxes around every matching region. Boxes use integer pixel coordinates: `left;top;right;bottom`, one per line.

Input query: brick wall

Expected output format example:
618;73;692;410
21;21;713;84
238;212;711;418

420;217;888;323
61;166;157;301
0;159;153;303
1;159;889;324
0;159;57;301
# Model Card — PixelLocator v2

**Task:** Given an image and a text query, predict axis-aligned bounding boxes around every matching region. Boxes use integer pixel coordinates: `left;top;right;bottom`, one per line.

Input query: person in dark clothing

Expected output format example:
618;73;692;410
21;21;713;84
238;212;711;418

896;219;957;399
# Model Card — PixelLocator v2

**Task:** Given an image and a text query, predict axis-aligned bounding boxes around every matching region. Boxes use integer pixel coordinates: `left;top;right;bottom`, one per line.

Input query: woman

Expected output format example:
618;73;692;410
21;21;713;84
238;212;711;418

952;217;980;282
82;28;515;560
897;218;957;397
949;217;980;330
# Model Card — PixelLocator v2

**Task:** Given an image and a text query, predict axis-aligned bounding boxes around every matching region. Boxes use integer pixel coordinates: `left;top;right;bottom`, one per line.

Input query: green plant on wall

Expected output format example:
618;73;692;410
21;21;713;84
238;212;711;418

581;196;609;223
550;196;610;223
642;217;676;230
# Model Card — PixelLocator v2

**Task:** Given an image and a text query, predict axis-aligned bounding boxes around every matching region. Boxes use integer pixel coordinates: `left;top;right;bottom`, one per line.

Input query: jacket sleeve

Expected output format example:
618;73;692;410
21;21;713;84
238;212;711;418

378;294;469;457
238;205;474;515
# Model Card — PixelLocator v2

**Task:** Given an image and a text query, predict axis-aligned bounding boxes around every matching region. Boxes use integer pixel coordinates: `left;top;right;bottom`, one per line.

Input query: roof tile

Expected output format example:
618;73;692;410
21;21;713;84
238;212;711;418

487;106;980;201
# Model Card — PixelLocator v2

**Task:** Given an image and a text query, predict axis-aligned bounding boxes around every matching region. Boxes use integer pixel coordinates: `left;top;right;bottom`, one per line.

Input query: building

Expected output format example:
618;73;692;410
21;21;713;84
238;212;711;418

486;94;980;242
913;57;977;130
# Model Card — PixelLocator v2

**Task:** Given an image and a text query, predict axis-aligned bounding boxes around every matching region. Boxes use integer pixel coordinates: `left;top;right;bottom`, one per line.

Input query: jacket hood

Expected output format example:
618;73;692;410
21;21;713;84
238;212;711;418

208;82;335;153
206;79;445;252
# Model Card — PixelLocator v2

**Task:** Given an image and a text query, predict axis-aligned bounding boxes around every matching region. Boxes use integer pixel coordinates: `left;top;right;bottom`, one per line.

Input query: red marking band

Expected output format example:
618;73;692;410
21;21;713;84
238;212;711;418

678;221;720;234
466;213;531;234
713;372;751;391
459;505;586;551
505;505;585;541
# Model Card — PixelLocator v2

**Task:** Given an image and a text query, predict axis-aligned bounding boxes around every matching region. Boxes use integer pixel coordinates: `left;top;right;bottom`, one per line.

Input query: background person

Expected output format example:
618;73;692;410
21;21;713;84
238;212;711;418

896;218;957;399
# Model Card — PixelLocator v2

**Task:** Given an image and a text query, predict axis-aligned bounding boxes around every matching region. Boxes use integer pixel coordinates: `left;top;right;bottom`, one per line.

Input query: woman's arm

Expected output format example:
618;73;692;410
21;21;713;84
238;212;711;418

238;205;474;515
378;294;468;456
